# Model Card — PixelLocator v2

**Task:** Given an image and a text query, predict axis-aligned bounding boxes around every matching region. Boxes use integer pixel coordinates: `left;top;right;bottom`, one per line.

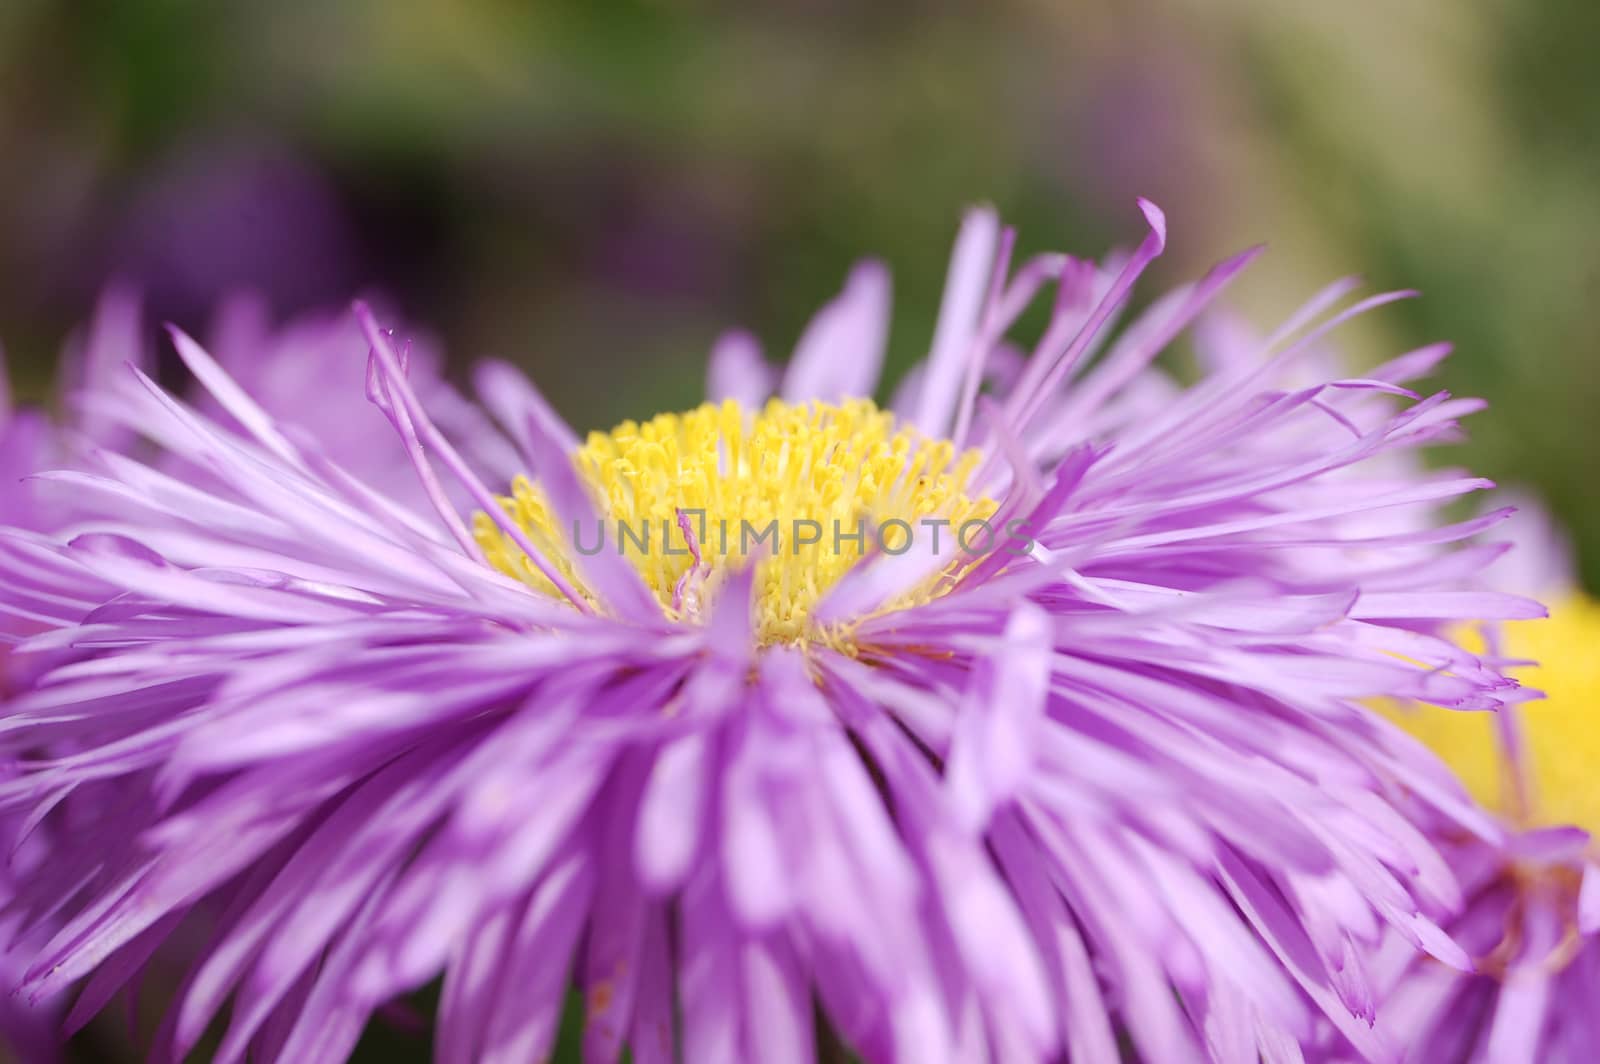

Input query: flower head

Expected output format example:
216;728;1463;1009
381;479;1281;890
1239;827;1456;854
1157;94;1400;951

0;289;164;1063
1365;519;1600;1062
0;287;490;1062
0;202;1541;1062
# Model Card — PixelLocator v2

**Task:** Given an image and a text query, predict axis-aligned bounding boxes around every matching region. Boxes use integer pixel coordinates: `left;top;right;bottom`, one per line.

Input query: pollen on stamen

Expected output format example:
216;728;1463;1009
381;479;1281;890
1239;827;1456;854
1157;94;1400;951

472;398;996;646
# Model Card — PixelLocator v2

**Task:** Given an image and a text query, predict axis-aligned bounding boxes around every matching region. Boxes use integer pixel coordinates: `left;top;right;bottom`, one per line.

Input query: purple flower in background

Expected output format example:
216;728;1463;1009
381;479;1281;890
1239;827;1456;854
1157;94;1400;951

8;283;510;526
104;142;362;324
0;285;488;1062
1352;515;1600;1062
1350;827;1600;1063
192;291;522;509
0;294;156;1062
0;202;1542;1062
0;523;60;1059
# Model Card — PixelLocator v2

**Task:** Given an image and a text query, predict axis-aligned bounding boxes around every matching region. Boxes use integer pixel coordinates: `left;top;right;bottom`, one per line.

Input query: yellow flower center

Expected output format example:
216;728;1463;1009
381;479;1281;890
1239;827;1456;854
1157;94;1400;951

473;398;995;646
1386;594;1600;835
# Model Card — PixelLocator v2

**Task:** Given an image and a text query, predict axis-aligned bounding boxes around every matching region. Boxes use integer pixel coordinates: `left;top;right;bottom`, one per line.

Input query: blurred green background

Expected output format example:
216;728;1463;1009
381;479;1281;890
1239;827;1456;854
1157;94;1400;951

0;1;1596;1059
5;1;1597;590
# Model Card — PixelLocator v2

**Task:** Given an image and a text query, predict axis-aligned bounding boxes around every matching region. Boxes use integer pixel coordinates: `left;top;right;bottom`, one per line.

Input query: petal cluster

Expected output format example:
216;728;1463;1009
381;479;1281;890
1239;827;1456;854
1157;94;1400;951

1331;831;1600;1063
1347;559;1600;1063
0;204;1541;1062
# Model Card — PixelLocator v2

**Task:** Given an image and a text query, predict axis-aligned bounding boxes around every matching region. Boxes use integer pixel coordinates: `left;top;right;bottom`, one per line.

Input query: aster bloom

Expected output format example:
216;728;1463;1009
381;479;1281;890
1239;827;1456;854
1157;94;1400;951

0;354;68;1064
0;202;1542;1063
0;287;187;1063
1359;517;1600;1062
0;288;493;1062
2;289;512;699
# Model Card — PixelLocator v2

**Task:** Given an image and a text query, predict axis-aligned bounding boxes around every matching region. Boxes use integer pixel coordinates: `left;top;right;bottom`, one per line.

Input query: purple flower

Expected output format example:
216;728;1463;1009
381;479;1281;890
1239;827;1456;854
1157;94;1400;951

0;286;486;1062
102;141;362;324
0;202;1541;1062
1345;827;1600;1063
1352;514;1600;1063
0;288;166;1063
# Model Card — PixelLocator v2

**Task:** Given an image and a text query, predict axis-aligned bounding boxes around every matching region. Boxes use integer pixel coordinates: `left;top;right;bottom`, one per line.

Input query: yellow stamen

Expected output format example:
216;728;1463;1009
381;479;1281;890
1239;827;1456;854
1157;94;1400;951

1385;593;1600;834
473;398;995;646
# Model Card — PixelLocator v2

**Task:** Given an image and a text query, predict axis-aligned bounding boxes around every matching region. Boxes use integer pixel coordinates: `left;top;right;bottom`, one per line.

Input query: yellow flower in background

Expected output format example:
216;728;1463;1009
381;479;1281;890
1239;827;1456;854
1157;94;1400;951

1390;594;1600;834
